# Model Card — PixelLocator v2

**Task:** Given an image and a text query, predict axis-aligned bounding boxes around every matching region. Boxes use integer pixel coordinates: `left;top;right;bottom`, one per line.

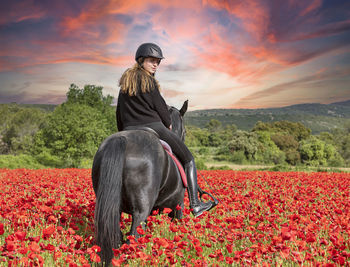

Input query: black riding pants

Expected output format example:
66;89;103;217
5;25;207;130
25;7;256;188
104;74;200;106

126;121;193;165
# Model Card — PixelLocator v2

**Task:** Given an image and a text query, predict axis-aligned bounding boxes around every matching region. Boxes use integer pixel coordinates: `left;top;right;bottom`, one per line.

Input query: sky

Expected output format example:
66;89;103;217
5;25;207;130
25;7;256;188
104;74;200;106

0;0;349;110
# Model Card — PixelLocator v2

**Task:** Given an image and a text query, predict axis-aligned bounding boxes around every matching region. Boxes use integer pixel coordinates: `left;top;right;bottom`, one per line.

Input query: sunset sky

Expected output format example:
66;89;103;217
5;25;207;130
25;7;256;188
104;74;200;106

1;0;349;110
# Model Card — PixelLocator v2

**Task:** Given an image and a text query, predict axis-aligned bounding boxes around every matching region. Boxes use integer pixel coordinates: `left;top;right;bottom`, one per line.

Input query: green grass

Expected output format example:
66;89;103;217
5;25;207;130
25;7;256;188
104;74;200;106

0;154;45;169
1;153;348;173
0;154;94;169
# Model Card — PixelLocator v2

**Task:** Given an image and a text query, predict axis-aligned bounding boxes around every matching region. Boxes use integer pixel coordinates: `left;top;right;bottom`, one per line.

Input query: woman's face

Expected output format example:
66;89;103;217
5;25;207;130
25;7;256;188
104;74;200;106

142;57;161;74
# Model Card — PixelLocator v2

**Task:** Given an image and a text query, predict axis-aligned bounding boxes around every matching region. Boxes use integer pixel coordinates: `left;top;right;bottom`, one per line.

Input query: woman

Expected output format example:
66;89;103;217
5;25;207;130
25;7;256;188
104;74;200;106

116;43;215;217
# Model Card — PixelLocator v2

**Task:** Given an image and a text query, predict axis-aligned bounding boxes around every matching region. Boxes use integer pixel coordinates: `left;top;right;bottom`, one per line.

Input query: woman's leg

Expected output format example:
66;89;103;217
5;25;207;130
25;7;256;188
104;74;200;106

145;122;215;217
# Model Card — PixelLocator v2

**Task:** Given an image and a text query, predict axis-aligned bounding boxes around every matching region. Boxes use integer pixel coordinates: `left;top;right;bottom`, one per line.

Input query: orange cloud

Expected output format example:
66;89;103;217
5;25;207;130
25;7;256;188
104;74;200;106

60;3;128;45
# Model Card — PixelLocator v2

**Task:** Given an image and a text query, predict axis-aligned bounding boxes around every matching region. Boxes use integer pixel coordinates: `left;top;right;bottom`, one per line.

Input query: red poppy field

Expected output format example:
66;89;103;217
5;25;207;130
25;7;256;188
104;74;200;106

0;168;349;266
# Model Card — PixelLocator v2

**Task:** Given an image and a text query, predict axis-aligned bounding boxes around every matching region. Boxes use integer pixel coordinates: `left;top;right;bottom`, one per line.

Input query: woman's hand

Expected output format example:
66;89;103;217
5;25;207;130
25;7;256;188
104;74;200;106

169;124;172;130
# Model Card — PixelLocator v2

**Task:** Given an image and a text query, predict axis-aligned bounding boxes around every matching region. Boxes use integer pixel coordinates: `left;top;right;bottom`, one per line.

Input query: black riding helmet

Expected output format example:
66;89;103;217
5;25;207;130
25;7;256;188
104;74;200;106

135;43;164;62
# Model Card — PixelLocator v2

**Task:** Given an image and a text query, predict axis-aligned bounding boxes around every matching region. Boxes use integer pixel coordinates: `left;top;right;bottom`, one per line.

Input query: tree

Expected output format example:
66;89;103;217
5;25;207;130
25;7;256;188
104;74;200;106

252;120;311;141
273;121;311;141
255;131;286;164
1;107;47;154
205;119;222;132
270;133;300;165
185;126;210;147
66;84;113;111
331;125;350;166
318;132;335;145
227;130;260;160
218;124;237;143
252;121;270;132
208;132;222;146
66;83;116;133
298;136;343;166
271;134;299;152
34;104;111;167
339;134;350;165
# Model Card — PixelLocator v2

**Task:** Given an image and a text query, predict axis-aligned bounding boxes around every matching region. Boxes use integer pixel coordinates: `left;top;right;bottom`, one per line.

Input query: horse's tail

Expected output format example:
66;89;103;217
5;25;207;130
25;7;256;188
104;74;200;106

94;135;127;265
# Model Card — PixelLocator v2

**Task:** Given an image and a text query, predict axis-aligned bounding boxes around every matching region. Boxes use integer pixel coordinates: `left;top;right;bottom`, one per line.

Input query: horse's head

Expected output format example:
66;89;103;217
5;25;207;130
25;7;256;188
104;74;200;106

168;100;188;142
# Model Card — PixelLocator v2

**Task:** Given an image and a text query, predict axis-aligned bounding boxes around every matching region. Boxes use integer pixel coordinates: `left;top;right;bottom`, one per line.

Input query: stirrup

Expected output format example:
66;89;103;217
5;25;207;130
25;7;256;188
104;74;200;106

198;187;219;210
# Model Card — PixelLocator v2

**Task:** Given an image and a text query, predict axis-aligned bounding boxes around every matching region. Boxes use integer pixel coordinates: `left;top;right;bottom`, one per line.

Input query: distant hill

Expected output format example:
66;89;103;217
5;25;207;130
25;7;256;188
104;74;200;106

331;99;350;106
184;100;350;134
4;101;350;134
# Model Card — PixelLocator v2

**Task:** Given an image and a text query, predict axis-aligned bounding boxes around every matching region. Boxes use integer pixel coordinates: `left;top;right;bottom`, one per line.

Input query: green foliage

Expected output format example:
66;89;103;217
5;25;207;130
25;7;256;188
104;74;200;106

227;130;260;160
209;165;231;170
0;154;45;169
250;121;313;165
269;133;299;165
185;126;210;147
34;149;65;168
205;119;222;132
33;104;111;167
66;84;113;110
341;134;350;164
298;136;343;166
255;131;286;165
285;150;301;165
252;120;311;141
268;164;292;172
66;84;116;133
208;132;222;147
318;131;335;145
0;105;47;154
330;124;350;166
194;158;208;170
230;151;248;164
271;134;299;151
79;158;93;169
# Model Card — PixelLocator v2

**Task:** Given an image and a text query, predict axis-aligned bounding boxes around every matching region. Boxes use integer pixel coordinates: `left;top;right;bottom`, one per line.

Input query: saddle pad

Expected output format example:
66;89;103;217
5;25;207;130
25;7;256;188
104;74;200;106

160;140;187;188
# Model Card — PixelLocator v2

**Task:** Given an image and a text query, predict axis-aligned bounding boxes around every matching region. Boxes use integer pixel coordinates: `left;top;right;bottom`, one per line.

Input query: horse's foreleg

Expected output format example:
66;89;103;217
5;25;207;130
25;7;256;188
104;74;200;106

168;202;184;220
175;206;183;219
129;211;150;239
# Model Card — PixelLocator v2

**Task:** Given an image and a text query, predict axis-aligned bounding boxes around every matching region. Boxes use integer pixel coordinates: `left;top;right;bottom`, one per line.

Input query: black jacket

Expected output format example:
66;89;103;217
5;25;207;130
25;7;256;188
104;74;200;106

116;80;171;131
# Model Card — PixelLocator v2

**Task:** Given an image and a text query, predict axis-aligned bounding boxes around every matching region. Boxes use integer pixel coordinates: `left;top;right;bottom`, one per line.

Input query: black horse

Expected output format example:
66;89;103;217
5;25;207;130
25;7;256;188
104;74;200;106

92;101;189;264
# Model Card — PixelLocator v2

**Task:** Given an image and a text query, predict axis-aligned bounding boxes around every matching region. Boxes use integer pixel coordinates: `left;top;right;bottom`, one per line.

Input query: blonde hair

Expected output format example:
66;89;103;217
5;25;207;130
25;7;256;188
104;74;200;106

119;63;160;96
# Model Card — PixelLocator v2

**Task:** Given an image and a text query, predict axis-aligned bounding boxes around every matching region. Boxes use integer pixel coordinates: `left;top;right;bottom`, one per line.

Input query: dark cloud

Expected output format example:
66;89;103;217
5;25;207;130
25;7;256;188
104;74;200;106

266;0;350;43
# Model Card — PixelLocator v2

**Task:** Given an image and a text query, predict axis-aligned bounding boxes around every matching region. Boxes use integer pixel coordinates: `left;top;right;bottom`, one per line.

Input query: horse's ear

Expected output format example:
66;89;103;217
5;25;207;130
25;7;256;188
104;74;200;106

179;100;188;116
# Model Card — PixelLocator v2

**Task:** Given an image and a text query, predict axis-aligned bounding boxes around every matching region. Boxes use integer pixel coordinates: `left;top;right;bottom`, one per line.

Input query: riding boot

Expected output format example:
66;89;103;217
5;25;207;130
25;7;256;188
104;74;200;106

184;160;214;217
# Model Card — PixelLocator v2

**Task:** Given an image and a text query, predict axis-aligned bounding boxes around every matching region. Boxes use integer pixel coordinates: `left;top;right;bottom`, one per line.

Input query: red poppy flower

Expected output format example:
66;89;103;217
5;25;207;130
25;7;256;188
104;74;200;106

0;223;4;235
42;225;55;239
90;252;101;263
